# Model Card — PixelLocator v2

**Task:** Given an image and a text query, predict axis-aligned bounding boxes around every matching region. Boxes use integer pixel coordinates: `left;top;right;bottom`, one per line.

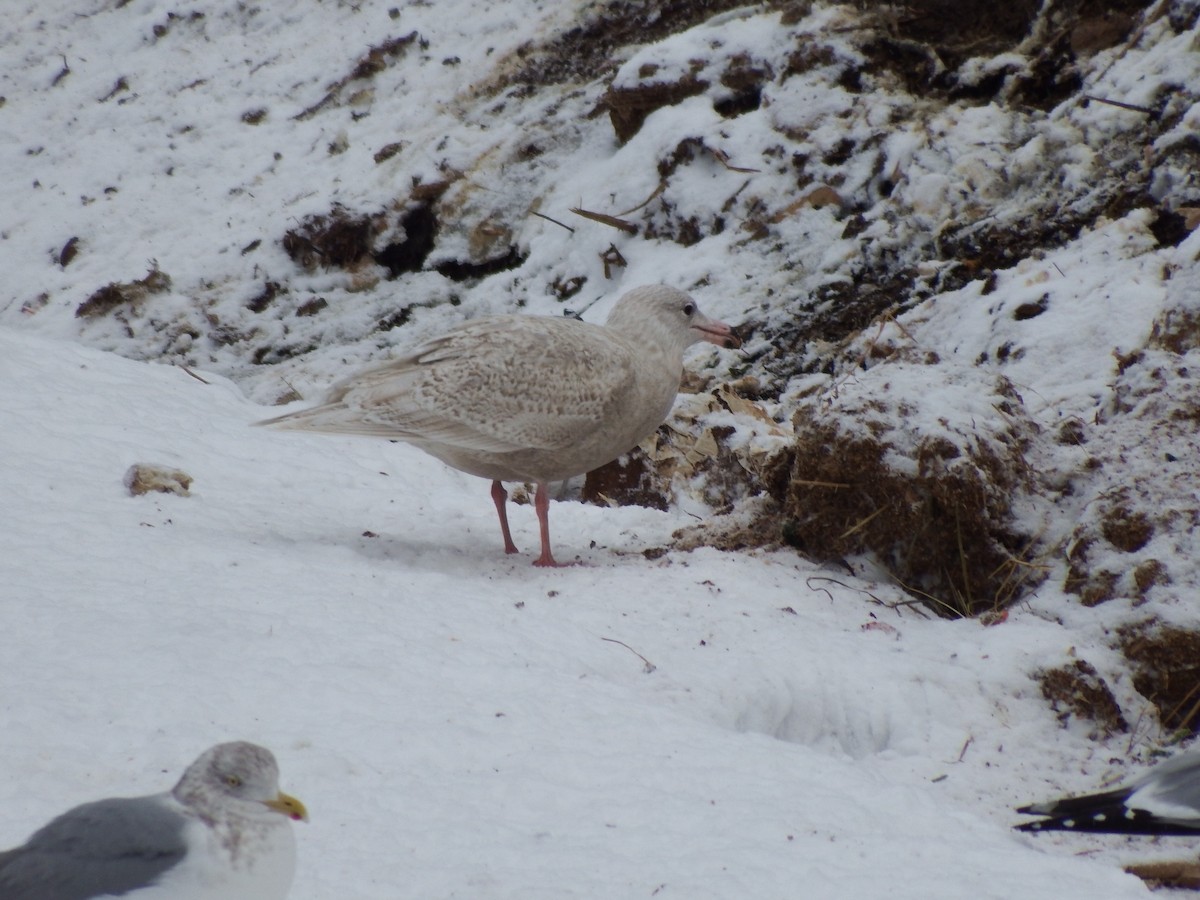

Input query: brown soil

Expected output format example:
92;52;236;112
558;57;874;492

493;0;754;93
1119;623;1200;737
76;266;172;319
1037;659;1129;739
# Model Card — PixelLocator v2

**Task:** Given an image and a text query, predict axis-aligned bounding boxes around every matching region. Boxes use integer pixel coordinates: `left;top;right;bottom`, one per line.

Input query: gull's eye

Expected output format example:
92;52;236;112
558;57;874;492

225;775;243;788
682;302;696;316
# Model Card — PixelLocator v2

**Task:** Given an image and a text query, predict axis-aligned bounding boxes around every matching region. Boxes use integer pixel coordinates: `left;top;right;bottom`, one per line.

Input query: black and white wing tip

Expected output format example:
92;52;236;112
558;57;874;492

1016;751;1200;836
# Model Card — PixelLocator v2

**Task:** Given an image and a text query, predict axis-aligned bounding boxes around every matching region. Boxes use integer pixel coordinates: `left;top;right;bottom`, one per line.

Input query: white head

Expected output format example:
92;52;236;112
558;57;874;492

604;285;740;356
173;742;308;824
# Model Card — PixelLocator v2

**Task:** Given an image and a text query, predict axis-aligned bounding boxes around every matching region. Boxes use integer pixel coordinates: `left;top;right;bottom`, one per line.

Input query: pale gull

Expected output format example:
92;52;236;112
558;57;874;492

0;742;307;899
1016;748;1200;834
259;284;741;566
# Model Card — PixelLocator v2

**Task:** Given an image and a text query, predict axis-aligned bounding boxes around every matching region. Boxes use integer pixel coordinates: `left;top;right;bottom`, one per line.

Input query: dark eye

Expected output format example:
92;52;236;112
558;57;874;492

682;302;695;316
226;775;242;788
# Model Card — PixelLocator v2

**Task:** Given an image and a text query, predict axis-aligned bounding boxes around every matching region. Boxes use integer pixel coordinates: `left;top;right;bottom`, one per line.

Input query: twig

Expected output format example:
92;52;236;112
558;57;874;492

563;292;604;321
804;576;933;619
178;365;211;385
838;505;887;540
600;244;627;279
601;637;656;674
956;736;974;763
533;211;575;233
570;206;639;235
615;181;666;217
51;56;70;87
1082;94;1157;117
710;147;761;173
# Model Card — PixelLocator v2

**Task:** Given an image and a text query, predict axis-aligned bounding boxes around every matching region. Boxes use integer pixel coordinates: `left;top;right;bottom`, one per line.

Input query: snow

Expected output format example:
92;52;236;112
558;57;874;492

0;328;1152;898
3;0;1200;896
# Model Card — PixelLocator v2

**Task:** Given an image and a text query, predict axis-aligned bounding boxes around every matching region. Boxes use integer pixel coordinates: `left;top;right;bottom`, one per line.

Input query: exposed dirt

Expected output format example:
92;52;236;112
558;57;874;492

492;0;755;93
583;452;670;512
1037;659;1129;739
649;370;1051;619
760;391;1043;618
1124;860;1200;891
583;385;779;517
281;205;380;272
1119;622;1200;737
606;73;710;144
75;266;172;319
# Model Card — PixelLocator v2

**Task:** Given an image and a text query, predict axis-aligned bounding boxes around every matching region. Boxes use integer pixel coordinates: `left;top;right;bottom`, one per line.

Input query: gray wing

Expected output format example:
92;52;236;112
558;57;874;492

1135;750;1200;813
0;796;188;900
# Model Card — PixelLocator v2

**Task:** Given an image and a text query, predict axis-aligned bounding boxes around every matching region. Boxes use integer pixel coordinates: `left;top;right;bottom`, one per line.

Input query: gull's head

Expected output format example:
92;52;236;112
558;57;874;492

605;285;741;355
175;741;308;823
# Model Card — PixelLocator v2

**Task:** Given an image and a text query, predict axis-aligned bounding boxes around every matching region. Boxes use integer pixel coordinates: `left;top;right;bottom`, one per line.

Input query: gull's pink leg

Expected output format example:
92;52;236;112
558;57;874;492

531;481;561;567
490;480;520;555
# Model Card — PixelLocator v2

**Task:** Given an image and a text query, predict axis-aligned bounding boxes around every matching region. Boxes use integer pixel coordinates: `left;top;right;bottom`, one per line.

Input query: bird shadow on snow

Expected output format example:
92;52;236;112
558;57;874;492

343;527;601;573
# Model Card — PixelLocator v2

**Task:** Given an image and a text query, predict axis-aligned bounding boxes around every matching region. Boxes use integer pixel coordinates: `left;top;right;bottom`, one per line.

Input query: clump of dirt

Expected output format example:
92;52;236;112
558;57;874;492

1100;502;1154;553
295;296;327;317
1133;558;1170;595
1065;494;1173;607
1149;307;1200;353
76;265;172;318
246;280;286;314
435;246;526;282
1061;348;1199;608
1037;659;1129;739
281;200;448;278
1064;539;1120;607
606;72;709;144
491;0;753;94
882;0;1040;62
761;367;1044;617
715;53;770;117
857;0;1147;107
58;236;80;267
664;363;1049;618
282;205;381;272
1119;622;1200;736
